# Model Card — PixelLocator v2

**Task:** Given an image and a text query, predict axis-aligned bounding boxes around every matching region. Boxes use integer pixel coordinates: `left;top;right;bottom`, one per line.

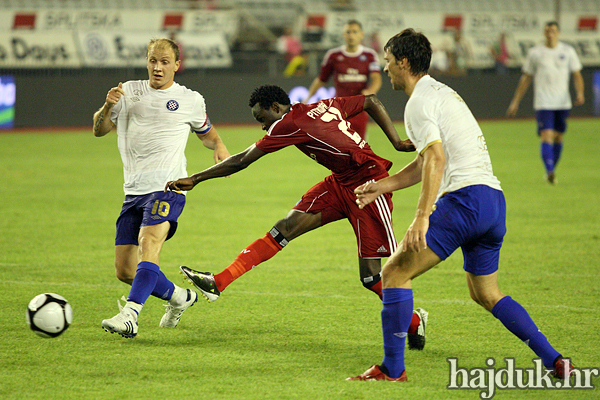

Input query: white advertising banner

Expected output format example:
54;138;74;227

77;31;232;68
180;10;239;39
0;31;81;67
0;9;239;37
460;12;555;35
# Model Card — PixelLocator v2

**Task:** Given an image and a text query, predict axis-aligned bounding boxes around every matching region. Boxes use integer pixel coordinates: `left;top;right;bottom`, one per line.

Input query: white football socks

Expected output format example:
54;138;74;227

169;285;188;307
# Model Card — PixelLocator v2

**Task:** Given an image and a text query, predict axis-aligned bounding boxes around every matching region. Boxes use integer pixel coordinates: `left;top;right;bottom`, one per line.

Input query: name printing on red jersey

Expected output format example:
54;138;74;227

255;95;392;187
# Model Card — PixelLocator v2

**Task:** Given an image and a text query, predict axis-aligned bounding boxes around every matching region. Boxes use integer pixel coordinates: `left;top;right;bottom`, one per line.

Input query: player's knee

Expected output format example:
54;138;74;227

275;211;320;241
469;291;485;308
471;293;502;312
114;262;135;284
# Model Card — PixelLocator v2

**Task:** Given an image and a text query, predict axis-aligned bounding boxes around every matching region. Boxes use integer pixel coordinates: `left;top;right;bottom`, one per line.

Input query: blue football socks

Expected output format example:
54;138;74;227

128;261;174;305
492;296;560;368
541;142;555;173
553;142;563;167
151;269;175;301
380;288;413;378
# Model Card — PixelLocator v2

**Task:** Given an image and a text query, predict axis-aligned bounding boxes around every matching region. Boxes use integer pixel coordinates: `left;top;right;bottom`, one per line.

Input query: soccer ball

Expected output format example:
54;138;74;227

26;293;73;338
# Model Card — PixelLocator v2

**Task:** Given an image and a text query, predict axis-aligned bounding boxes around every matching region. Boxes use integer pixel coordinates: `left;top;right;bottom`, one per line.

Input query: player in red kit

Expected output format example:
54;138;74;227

304;20;382;139
166;85;428;350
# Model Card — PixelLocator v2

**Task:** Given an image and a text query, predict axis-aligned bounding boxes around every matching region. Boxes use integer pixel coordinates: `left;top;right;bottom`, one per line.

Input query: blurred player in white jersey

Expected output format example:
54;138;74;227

507;21;584;184
93;38;230;338
349;29;572;382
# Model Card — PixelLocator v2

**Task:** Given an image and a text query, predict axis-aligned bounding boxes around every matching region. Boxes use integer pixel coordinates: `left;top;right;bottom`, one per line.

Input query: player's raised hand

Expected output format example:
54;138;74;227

354;182;380;209
106;82;125;106
165;177;195;192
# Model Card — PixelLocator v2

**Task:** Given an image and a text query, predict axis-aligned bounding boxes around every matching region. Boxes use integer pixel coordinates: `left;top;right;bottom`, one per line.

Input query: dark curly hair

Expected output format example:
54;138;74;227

384;29;431;75
248;85;291;109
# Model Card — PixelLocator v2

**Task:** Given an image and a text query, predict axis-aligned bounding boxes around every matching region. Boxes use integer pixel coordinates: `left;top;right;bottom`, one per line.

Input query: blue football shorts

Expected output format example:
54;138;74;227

115;191;186;246
425;185;506;276
535;109;569;134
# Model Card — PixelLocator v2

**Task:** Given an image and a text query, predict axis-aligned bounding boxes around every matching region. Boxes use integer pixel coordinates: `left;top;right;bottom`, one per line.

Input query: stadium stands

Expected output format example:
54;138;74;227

0;0;599;12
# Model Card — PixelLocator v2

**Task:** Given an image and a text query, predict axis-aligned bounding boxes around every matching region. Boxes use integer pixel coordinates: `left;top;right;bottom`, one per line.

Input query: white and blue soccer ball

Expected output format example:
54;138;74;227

26;293;73;338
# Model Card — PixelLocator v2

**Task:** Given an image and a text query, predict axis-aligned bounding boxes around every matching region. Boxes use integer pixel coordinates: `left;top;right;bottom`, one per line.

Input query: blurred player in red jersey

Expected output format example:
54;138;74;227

304;20;382;139
167;85;429;350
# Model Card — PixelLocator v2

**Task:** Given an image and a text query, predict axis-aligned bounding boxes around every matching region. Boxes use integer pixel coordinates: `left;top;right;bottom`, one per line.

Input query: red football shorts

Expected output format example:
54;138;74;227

293;175;397;258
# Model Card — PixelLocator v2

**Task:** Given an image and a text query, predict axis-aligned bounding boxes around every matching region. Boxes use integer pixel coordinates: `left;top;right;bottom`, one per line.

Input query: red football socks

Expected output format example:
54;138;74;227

214;233;282;292
408;312;420;334
369;279;383;299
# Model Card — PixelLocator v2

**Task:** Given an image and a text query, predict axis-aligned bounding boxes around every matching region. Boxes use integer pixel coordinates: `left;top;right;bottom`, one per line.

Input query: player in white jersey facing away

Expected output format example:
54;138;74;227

348;29;573;381
92;38;230;338
507;21;584;184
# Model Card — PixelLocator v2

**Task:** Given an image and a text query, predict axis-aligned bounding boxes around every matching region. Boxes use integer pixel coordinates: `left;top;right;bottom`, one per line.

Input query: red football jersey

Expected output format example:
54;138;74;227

255;95;392;187
318;45;381;97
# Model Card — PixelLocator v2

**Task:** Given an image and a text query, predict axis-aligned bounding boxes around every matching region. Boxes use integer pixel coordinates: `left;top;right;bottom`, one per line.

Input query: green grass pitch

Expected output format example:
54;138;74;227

0;118;599;399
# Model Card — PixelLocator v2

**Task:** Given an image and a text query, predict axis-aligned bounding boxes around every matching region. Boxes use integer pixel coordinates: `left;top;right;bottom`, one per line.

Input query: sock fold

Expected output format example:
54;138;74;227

381;288;413;378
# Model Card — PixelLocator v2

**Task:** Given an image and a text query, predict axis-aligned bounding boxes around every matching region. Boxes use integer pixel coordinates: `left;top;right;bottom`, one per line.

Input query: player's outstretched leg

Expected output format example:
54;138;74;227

180;230;286;301
159;288;198;328
492;296;566;370
180;267;221;302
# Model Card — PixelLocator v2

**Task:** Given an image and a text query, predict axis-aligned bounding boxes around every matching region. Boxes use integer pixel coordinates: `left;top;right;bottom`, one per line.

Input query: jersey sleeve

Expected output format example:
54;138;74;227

369;50;381;73
522;48;536;75
568;45;582;72
255;117;307;153
333;95;366;119
190;92;211;134
404;96;441;155
109;82;126;124
318;50;335;82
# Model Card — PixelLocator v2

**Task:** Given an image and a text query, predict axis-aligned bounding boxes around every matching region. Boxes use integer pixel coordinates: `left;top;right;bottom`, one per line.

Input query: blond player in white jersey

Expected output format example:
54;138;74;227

92;38;230;338
507;21;584;184
348;29;572;382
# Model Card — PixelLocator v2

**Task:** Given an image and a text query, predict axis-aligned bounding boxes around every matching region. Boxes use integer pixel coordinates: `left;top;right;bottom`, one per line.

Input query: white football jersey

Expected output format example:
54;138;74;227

110;80;211;195
523;42;582;110
404;75;502;201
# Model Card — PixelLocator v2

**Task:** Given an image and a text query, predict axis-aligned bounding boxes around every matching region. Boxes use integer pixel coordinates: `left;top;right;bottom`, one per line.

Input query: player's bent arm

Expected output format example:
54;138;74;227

362;72;381;96
415;142;445;220
92;105;115;137
507;73;532;116
197;126;231;163
94;82;124;136
355;155;423;209
572;71;585;106
363;95;415;152
403;142;445;252
382;154;424;192
303;77;326;103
